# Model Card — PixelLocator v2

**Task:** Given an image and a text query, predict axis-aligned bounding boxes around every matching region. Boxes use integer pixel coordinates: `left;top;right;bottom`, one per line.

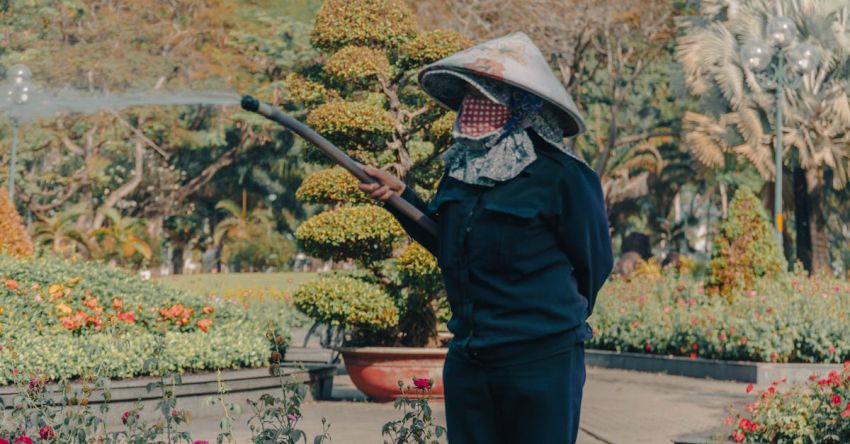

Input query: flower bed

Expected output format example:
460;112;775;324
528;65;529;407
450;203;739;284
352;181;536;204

0;255;295;383
724;362;850;443
588;272;850;363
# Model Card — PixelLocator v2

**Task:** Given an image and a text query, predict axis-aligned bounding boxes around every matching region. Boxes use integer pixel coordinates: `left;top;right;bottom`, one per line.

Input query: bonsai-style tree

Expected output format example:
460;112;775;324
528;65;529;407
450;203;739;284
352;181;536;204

707;187;786;299
286;0;470;347
0;191;34;257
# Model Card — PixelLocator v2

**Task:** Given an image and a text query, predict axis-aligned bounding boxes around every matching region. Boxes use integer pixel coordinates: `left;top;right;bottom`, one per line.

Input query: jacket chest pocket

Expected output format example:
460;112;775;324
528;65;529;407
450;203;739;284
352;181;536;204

428;190;466;270
472;202;545;271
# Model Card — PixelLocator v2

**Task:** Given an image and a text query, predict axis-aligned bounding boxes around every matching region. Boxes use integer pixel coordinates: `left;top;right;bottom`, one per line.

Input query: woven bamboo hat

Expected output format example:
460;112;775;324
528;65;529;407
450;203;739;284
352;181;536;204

419;32;585;137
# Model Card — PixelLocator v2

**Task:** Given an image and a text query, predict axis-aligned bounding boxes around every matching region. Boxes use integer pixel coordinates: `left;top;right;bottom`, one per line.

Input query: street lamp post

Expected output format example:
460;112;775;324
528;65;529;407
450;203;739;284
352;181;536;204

740;17;820;247
3;64;32;203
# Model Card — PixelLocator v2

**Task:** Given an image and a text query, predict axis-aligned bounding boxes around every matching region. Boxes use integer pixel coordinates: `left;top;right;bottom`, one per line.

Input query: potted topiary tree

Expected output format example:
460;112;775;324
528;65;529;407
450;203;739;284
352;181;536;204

279;0;470;401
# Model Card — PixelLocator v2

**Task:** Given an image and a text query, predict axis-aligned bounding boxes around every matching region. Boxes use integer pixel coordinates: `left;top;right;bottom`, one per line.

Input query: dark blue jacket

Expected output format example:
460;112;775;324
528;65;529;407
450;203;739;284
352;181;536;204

387;141;613;362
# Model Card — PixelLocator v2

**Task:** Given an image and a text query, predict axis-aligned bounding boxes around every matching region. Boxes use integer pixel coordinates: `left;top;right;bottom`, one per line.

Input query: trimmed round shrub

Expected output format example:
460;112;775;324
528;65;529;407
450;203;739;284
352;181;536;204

293;275;398;331
395;242;441;295
295;167;370;205
310;0;418;52
0;191;33;257
707;187;786;299
295;205;405;264
306;101;395;151
399;30;472;68
280;73;340;109
324;46;391;83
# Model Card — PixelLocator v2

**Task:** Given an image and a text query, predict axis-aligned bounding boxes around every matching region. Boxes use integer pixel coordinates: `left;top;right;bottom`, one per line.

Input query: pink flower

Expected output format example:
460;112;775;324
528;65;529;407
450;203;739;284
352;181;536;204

413;378;433;390
690;353;697;359
829;346;837;354
38;426;54;440
746;384;754;394
724;416;734;425
832;394;843;406
193;441;210;444
13;436;32;444
0;438;9;444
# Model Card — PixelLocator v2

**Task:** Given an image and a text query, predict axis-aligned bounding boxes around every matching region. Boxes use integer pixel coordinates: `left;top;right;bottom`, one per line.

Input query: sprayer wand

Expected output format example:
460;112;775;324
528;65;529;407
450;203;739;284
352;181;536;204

240;95;438;237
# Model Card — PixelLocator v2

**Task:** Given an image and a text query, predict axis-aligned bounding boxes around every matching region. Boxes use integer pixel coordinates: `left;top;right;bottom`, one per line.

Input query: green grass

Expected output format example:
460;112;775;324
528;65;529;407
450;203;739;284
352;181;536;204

157;271;318;297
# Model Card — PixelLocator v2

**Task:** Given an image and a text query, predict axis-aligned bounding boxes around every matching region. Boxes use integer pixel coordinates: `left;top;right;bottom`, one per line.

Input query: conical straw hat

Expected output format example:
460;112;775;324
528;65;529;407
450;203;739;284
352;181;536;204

419;32;586;137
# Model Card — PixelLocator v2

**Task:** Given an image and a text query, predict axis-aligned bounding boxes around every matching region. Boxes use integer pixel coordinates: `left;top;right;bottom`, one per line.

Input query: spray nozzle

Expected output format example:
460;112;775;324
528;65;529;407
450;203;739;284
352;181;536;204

240;95;260;112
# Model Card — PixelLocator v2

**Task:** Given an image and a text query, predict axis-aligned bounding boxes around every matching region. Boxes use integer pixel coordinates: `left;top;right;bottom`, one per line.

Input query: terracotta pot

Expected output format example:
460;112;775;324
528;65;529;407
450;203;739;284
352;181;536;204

340;347;448;402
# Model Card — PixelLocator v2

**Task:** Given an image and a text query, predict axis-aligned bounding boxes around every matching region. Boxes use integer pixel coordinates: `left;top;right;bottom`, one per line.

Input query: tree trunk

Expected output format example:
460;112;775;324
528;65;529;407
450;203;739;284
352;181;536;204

795;167;831;275
171;245;184;275
793;167;812;271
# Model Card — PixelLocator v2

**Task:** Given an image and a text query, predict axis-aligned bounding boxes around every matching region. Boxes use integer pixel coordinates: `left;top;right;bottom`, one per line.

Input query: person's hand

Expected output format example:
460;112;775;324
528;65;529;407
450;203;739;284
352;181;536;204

358;165;405;202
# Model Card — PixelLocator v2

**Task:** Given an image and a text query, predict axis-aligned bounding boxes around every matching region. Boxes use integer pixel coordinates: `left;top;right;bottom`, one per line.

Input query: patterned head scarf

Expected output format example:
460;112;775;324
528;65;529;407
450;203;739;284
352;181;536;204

430;70;576;187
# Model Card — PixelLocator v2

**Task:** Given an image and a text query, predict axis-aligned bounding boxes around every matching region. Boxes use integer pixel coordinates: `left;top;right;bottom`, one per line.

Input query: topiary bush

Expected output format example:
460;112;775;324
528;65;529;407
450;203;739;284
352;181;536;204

281;0;470;347
707;187;786;299
293;275;399;345
294;205;405;265
0;191;33;257
295;167;371;206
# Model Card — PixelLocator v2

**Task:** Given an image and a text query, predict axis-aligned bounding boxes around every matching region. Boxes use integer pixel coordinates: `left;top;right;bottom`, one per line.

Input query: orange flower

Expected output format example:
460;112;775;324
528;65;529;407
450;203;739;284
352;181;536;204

83;298;100;311
197;318;213;333
3;279;18;290
112;298;123;311
202;306;214;315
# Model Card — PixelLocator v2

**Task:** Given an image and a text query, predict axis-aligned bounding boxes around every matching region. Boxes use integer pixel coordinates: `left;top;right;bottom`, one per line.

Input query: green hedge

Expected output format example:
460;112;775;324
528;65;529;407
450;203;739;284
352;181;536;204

0;255;291;384
589;272;850;363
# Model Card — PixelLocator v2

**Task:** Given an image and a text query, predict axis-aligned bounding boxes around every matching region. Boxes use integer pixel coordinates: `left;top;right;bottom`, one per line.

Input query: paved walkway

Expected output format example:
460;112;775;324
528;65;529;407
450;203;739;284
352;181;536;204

187;366;748;443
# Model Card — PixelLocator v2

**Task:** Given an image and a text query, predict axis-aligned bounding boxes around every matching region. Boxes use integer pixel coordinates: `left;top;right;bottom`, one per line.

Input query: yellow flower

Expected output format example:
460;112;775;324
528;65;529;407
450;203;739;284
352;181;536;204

48;284;64;297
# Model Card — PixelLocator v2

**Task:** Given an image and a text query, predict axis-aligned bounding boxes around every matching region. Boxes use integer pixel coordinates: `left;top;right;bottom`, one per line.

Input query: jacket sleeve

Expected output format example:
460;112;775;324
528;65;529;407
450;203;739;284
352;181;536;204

554;160;614;316
383;186;439;255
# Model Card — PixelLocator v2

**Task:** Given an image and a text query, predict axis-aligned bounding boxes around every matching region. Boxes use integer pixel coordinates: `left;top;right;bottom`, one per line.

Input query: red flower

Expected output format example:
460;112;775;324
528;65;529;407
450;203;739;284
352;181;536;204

13;436;32;444
690;353;697;359
748;422;759;432
731;430;745;442
746;384;754;394
0;438;9;444
121;410;139;425
645;343;653;351
413;378;433;390
38;426;54;440
724;416;734;425
832;394;842;406
809;373;819;381
691;343;698;350
738;418;751;429
117;312;136;324
4;279;18;290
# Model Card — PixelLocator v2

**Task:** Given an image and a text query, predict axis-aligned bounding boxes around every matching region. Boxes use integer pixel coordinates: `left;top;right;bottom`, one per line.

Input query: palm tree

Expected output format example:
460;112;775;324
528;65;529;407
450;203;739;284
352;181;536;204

678;0;850;273
213;199;276;271
31;206;91;256
89;209;152;266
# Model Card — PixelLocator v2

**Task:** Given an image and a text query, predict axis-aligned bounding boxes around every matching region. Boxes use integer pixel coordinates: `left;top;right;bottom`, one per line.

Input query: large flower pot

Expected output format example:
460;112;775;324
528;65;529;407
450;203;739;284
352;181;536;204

340;347;448;402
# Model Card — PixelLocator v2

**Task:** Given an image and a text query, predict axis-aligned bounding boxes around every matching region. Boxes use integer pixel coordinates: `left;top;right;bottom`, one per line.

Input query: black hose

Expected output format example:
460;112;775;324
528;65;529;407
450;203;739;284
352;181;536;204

241;95;438;237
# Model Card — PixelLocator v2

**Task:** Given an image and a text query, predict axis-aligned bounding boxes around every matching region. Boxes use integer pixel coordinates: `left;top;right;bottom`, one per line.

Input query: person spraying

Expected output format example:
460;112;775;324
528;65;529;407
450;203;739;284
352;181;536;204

359;33;613;444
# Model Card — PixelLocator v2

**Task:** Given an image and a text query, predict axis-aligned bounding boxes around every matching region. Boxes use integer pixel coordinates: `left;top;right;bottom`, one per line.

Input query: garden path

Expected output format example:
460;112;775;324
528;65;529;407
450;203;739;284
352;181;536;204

186;365;749;443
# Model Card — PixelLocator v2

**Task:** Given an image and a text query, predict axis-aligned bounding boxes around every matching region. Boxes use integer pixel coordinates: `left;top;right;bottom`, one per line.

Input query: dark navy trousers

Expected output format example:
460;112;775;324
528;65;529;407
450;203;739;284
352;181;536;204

443;343;586;444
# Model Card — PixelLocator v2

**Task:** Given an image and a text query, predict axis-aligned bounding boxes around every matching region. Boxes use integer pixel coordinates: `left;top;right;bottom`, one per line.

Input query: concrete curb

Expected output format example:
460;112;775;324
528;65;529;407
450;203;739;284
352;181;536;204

586;349;843;384
0;364;336;425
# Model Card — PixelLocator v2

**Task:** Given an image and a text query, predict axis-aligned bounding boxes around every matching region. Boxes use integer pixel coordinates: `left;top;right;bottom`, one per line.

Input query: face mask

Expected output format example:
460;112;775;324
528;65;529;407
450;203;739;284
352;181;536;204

458;93;511;138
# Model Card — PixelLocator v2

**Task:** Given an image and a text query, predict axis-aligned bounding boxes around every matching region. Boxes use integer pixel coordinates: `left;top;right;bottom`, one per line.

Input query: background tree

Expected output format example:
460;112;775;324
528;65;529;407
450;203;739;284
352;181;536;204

678;0;850;273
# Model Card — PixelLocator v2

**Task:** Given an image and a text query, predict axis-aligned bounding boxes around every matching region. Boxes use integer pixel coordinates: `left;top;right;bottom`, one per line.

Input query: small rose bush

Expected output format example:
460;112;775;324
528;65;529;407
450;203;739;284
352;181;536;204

726;363;850;443
0;255;294;383
589;271;850;363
